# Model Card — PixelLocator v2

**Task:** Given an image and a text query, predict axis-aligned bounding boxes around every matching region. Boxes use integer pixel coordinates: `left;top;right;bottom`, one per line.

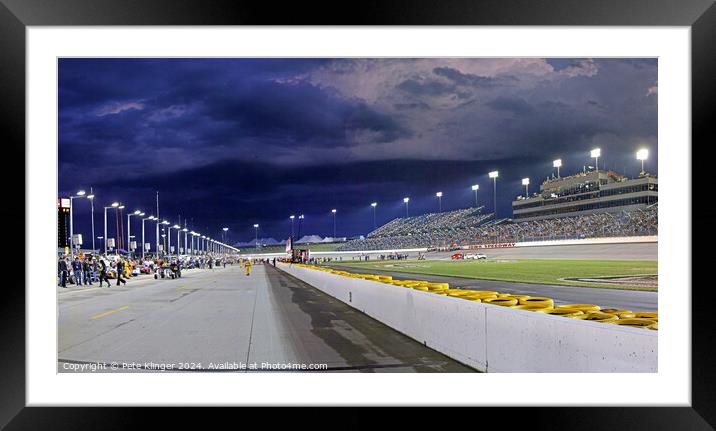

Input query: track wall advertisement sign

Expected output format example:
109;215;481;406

464;243;516;250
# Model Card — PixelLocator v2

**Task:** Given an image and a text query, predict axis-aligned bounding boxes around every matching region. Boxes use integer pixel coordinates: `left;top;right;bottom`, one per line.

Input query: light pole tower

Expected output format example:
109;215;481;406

553;159;562;178
331;209;337;239
103;202;119;255
253;224;259;249
69;190;87;256
522;178;530;198
436;192;443;212
370;202;377;231
127;210;143;259
289;215;295;238
489;171;499;217
88;189;96;253
591;148;601;172
636;148;649;175
403;197;410;217
141;215;155;259
471;184;479;207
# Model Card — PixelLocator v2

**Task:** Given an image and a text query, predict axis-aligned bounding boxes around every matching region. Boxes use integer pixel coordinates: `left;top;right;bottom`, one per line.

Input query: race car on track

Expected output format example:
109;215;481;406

464;253;487;260
451;252;464;260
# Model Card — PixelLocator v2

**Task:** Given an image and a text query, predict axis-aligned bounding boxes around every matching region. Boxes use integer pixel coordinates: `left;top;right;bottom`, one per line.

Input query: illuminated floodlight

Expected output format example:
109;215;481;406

139;212;145;216
118;205;125;209
636;149;649;161
76;190;86;196
522;178;530;186
590;148;601;158
331;209;337;213
111;202;119;207
488;171;499;179
403;197;410;203
371;202;377;207
553;159;562;168
289;215;295;220
471;185;479;191
436;192;443;198
253;224;259;228
223;227;229;231
173;224;180;229
134;210;141;215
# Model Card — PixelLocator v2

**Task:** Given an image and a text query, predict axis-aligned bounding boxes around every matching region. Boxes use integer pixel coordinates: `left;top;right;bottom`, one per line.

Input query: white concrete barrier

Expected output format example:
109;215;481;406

278;263;657;373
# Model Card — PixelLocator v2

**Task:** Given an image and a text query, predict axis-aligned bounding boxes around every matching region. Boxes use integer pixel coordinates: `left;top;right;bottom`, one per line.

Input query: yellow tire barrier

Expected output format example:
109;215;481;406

633;312;658;321
609;318;656;328
469;291;499;296
518;297;554;307
378;275;393;281
544;309;584;317
556;304;601;313
413;286;429;291
482;297;519;307
569;312;619;322
427;282;450;289
646;322;658;330
503;294;531;301
510;304;553;313
600;308;634;318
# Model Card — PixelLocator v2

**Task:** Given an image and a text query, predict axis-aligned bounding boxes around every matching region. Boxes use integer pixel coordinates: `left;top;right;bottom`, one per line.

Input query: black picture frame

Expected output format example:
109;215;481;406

2;0;711;427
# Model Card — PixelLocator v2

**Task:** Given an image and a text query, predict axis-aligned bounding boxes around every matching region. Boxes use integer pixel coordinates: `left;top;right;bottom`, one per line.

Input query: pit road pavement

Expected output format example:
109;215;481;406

58;264;472;372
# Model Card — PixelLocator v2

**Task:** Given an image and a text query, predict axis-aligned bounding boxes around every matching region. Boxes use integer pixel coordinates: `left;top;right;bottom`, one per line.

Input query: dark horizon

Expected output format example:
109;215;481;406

59;58;657;246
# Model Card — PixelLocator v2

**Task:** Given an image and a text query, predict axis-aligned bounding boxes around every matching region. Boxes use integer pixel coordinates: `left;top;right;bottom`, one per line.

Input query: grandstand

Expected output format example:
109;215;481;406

337;205;657;251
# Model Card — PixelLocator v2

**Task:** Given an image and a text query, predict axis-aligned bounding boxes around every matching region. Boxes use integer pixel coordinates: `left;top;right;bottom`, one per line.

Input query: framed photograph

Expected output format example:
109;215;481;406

3;0;712;426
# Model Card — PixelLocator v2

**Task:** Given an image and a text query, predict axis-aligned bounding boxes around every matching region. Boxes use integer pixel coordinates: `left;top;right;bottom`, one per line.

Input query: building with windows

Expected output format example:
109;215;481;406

511;170;657;222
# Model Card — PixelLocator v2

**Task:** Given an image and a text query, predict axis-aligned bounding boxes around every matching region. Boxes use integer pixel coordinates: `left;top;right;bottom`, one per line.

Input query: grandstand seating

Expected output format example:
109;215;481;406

337;206;657;251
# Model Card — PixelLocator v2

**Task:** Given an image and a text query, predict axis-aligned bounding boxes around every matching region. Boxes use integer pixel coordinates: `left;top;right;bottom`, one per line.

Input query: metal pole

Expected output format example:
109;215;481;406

127;213;131;259
373;206;376;230
69;197;74;256
474;189;478;207
142;219;145;259
90;190;95;253
103;207;108;255
493;178;497;217
177;228;180;258
333;213;336;239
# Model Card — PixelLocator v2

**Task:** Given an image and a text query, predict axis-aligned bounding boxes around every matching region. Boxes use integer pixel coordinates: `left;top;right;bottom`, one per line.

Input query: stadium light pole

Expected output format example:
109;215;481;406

289;215;295;238
636;148;649;175
370;202;377;231
141;215;155;259
201;235;206;254
522;178;530;198
184;228;190;255
253;224;259;248
436;192;443;212
103;202;119;255
331;209;337;239
222;226;228;244
471;185;479;207
553;159;562;178
173;225;181;258
127;210;143;259
403;197;410;217
489;171;499;217
298;214;304;239
68;190;87;256
87;190;95;253
161;220;170;255
591;148;601;173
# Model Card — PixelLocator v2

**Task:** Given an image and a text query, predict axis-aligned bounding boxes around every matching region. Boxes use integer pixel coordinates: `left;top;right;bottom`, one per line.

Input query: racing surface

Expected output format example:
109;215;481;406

58;264;473;373
326;264;658;312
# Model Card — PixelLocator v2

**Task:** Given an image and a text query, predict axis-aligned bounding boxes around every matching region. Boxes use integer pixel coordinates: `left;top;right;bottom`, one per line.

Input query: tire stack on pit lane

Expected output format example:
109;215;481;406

292;264;658;330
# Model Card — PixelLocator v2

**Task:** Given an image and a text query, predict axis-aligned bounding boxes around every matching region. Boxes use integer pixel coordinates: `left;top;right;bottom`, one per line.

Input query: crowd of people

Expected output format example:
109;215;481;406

57;252;241;288
337;206;658;251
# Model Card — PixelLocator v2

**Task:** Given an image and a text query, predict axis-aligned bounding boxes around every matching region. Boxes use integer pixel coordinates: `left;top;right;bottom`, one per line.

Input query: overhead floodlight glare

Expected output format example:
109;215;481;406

471;184;479;191
134;210;141;215
111;202;119;207
289;215;295;219
173;224;180;229
590;148;601;158
371;202;377;207
522;178;530;186
636;148;649;160
223;227;229;231
436;192;443;197
76;190;86;196
553;159;562;168
253;224;259;228
163;220;170;225
299;214;304;219
403;197;410;203
118;205;125;209
87;194;95;199
489;171;499;178
183;228;188;232
331;209;337;213
139;212;145;216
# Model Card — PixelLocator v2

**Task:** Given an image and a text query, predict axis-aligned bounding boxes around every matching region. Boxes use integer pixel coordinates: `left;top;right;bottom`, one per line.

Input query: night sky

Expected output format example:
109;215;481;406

58;58;658;245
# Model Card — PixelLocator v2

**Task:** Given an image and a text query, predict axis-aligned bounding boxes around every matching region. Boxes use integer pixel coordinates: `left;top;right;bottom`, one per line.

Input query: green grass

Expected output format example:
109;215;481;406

325;259;658;291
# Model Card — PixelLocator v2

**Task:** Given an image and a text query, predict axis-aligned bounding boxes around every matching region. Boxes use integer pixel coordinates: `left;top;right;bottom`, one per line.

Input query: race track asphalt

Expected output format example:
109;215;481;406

58;264;473;373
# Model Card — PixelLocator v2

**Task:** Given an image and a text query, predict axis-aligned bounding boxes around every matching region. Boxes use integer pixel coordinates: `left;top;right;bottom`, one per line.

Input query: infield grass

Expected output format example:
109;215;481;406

325;258;658;291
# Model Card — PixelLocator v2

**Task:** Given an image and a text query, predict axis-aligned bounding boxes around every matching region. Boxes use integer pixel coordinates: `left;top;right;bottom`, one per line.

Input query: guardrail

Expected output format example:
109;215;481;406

277;262;657;372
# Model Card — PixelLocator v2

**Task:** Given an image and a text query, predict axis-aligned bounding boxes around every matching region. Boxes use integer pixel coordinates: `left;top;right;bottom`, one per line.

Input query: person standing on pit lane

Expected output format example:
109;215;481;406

98;258;111;288
116;257;127;286
58;256;68;288
82;257;93;285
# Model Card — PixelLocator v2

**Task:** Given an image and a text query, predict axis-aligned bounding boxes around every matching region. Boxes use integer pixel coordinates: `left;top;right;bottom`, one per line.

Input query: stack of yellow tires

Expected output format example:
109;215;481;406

298;265;658;330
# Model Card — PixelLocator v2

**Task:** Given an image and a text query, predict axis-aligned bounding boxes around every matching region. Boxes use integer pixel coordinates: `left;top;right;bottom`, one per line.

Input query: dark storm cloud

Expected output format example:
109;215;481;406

59;58;657;242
